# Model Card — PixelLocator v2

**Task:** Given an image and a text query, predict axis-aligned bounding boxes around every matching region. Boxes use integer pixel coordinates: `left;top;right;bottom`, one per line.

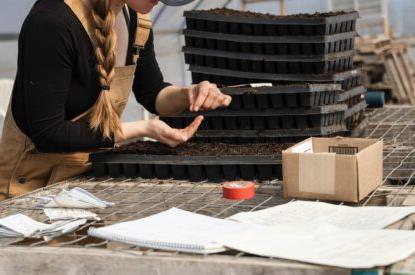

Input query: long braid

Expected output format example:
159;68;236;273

89;0;120;139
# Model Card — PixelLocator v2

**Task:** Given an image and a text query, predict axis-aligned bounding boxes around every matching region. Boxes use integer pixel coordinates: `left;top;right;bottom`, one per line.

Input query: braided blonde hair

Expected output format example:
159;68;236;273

89;0;120;139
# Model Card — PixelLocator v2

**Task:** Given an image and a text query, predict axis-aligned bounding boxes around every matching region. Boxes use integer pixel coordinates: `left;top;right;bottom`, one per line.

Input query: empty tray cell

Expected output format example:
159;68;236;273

238;116;252;129
92;163;107;178
295;116;309;129
242;94;256;109
108;164;122;178
271;94;284;108
257;164;275;180
252;117;266;130
256;94;270;109
188;165;204;182
138;164;154;179
211;117;224;129
222;165;239;180
205;165;222;181
240;164;256;180
123;164;137;178
224;117;238;130
171;165;187;180
266;116;280;129
284;93;299;107
154;164;170;179
281;116;295;129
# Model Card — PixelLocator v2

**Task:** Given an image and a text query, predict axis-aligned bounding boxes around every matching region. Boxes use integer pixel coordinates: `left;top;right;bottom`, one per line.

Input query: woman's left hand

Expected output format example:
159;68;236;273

187;81;232;112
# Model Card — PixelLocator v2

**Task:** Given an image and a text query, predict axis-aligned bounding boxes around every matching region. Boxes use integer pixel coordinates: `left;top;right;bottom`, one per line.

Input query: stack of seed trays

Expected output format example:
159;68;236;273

184;8;359;83
182;8;366;139
160;83;367;144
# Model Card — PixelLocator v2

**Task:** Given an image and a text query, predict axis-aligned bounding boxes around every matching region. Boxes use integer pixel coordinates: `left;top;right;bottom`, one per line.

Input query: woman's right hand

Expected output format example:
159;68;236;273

115;116;204;147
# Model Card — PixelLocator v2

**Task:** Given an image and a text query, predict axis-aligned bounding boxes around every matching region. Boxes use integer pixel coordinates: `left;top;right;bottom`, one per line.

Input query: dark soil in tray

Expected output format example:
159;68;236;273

190;8;347;20
185;9;357;36
112;141;291;156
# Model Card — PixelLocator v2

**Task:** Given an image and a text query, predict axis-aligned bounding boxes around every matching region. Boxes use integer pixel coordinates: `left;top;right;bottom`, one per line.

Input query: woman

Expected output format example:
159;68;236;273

0;0;231;200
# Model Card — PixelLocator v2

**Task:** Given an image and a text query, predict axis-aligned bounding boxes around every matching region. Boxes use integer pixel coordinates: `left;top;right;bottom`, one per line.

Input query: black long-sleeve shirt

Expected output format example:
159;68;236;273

11;0;170;153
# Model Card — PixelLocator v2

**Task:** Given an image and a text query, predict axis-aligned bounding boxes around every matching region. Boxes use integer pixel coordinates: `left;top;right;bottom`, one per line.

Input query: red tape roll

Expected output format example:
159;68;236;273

223;181;256;200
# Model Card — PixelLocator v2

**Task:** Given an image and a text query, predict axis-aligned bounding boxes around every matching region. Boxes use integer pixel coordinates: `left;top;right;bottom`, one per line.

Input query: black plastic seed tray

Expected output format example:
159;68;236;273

163;112;344;131
337;85;365;104
89;154;282;182
219;84;364;110
191;71;363;89
189;65;359;83
219;83;341;109
161;104;348;130
185;51;354;75
183;30;357;55
184;9;358;36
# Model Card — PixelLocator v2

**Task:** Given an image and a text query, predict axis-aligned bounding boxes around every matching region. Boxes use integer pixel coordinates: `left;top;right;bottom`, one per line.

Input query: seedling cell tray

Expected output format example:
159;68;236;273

183;30;357;55
184;48;354;74
189;65;359;82
90;142;289;181
191;71;362;89
184;9;358;36
161;104;348;131
219;83;342;109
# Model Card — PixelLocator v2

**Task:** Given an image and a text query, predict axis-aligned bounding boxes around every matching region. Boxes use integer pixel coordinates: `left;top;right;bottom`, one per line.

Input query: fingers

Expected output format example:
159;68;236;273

191;81;232;112
156;116;204;148
181;115;204;140
192;81;210;112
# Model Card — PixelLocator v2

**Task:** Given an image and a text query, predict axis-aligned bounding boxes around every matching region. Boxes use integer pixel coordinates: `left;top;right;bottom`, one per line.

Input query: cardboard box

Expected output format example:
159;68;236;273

282;137;383;202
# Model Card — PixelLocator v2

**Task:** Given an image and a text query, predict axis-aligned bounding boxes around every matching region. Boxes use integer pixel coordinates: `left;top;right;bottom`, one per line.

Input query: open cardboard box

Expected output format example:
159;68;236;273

282;137;383;202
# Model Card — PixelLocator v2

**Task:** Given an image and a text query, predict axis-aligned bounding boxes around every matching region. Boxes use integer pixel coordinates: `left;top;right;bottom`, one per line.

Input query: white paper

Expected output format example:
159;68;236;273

291;141;313;153
88;208;262;254
44;208;100;221
230;201;415;229
0;214;50;237
218;223;415;269
45;187;114;209
249;83;272;88
0;214;87;238
39;219;87;238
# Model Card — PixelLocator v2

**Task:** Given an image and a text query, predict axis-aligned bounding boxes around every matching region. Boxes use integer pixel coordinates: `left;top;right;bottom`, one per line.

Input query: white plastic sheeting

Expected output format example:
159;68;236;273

0;78;14;135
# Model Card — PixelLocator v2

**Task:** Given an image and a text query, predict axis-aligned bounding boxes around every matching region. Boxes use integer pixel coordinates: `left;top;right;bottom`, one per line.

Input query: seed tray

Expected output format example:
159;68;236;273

184;9;358;36
189;65;359;83
220;84;364;110
183;32;356;55
192;73;363;92
190;118;367;144
183;46;355;62
185;53;354;75
219;83;341;109
162;111;346;132
90;154;282;182
337;86;365;104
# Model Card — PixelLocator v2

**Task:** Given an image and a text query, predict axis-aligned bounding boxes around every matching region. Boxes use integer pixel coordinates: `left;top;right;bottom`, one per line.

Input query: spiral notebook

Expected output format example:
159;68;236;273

88;208;257;254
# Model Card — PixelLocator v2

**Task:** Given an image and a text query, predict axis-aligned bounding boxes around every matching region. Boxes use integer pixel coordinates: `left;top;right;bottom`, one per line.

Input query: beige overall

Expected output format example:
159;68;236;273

0;0;152;200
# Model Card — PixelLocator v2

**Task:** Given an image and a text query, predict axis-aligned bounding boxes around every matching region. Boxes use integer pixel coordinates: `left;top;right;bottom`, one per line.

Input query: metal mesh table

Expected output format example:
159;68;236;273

1;106;415;274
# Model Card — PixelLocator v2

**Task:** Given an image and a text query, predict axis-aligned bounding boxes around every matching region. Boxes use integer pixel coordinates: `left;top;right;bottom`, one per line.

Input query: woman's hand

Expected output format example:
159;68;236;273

187;81;232;112
115;116;204;147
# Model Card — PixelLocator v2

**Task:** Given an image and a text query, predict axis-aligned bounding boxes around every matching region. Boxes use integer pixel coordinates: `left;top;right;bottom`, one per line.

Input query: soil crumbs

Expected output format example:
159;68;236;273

191;8;349;20
113;141;292;156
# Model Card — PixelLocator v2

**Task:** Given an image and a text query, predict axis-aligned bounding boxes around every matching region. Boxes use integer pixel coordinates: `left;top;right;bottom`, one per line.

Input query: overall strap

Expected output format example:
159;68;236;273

132;13;152;64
